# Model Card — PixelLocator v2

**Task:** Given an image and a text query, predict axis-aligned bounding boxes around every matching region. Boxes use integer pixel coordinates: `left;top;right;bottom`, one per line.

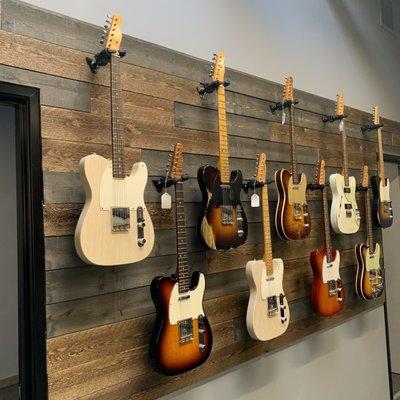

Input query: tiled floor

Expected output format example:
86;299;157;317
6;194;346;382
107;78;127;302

0;384;18;400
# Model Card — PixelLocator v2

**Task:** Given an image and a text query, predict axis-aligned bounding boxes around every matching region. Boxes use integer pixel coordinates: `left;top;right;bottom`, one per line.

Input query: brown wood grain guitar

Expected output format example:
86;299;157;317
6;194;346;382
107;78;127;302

150;143;212;375
274;76;311;240
355;165;384;300
197;52;248;250
310;160;345;317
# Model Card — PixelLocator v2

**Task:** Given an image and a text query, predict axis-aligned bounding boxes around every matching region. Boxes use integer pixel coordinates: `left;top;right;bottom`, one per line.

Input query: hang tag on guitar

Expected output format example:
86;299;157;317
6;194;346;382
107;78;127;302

251;193;260;208
339;119;344;132
161;192;172;209
281;109;286;125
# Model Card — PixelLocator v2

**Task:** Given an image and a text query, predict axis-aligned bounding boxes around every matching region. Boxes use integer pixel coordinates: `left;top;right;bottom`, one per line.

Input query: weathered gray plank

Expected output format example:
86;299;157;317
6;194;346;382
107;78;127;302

0;64;90;111
3;0;400;136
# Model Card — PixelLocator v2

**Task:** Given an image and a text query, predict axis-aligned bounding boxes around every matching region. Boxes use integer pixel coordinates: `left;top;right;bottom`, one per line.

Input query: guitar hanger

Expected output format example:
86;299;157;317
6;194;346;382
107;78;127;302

360;122;384;134
152;174;189;192
242;178;274;193
322;113;347;123
197;79;230;97
307;182;329;191
86;48;126;73
270;99;299;114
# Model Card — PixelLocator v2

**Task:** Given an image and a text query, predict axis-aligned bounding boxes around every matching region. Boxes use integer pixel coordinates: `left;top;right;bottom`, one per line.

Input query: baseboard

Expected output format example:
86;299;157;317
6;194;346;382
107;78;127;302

0;375;18;390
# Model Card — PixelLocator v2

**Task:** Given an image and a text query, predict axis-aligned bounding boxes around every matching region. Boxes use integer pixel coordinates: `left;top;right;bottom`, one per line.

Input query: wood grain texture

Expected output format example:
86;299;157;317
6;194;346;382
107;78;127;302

0;3;397;398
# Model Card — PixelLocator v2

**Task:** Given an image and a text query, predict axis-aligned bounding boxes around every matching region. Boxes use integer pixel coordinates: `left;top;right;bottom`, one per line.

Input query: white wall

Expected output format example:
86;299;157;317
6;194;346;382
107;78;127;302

0;104;18;381
21;0;399;398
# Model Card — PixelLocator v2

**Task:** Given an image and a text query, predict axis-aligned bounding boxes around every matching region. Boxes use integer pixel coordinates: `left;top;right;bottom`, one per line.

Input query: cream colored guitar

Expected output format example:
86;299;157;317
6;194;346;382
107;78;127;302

329;93;360;234
246;153;290;341
75;15;154;266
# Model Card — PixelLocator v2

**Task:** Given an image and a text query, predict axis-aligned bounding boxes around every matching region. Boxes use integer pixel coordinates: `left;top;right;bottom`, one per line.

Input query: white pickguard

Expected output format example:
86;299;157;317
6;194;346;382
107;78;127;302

364;243;381;272
169;274;206;325
379;179;391;202
321;250;341;283
260;259;285;300
100;162;148;210
329;173;360;234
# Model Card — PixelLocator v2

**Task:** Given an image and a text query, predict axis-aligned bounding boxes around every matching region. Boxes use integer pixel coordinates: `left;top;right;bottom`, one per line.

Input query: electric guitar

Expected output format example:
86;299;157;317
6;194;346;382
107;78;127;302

355;165;384;300
310;160;345;317
150;143;212;376
197;52;248;250
370;106;393;228
274;76;311;240
246;153;290;341
75;14;154;266
329;93;360;234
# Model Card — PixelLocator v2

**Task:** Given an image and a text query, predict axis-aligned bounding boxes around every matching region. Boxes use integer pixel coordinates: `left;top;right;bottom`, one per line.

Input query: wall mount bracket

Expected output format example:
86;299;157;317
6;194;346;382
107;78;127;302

322;114;347;123
361;123;384;133
242;179;274;193
197;80;230;97
270;99;298;114
86;49;126;73
152;174;189;192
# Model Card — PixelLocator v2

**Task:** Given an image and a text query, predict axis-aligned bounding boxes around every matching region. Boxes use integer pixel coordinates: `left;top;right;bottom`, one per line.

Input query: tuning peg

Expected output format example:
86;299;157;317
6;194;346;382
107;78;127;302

100;39;104;44
104;24;109;29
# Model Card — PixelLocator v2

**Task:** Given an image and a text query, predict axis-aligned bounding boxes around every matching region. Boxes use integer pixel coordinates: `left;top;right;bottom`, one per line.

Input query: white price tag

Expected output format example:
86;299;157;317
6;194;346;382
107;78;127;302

339;119;344;132
251;193;260;208
161;192;172;209
281;109;286;125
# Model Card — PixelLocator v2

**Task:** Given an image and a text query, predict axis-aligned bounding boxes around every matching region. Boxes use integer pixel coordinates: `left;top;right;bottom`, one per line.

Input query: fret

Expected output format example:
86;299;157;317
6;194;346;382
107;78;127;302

217;85;230;183
288;105;299;184
365;189;374;248
340;121;349;187
110;54;126;179
261;186;273;276
322;188;332;262
175;181;190;293
377;128;386;184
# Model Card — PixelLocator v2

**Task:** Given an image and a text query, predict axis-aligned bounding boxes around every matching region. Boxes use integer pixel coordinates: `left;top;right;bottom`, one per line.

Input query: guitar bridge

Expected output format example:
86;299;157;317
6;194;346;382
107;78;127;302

221;205;233;225
327;280;337;297
293;203;302;220
267;296;278;316
178;318;194;344
111;207;130;232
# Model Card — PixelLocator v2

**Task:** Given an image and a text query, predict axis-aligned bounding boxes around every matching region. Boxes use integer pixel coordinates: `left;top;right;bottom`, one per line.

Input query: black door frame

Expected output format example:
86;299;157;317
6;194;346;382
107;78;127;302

0;82;47;399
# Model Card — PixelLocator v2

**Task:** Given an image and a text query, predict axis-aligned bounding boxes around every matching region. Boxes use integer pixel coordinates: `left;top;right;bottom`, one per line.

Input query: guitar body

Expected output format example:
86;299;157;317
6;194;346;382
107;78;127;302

150;272;212;375
246;258;290;341
275;169;311;240
75;154;154;266
197;165;248;250
355;243;384;300
310;249;345;317
371;176;393;228
329;173;360;234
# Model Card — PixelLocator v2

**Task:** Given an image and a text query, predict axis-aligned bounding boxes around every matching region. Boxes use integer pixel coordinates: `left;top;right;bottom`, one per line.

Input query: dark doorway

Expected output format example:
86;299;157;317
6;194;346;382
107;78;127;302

0;83;46;399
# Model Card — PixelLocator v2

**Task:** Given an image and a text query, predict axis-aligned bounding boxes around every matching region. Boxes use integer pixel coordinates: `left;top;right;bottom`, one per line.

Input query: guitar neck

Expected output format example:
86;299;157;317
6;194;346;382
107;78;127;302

261;185;273;276
175;181;190;293
377;127;385;182
322;188;332;262
217;85;230;183
365;189;374;248
110;53;126;178
341;121;349;186
288;105;299;184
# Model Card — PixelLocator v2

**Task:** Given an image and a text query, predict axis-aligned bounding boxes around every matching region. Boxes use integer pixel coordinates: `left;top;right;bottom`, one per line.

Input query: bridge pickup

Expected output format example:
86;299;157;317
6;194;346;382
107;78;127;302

136;206;146;246
327;280;337;297
111;207;130;232
178;318;194;344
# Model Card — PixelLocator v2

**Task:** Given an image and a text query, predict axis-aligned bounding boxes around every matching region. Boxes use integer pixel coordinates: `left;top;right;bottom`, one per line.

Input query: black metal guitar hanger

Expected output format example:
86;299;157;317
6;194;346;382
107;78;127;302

197;79;230;97
242;178;274;194
152;174;189;193
270;99;299;114
360;122;384;134
307;182;329;191
86;48;127;73
322;113;347;123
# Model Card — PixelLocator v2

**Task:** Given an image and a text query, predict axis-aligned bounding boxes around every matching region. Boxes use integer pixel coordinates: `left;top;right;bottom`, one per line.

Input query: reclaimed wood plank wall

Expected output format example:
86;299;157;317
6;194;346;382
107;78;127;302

1;1;398;399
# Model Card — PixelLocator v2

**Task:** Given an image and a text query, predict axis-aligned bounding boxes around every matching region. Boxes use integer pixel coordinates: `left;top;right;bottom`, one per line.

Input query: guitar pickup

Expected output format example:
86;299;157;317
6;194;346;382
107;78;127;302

112;207;130;232
136;207;146;247
179;294;190;301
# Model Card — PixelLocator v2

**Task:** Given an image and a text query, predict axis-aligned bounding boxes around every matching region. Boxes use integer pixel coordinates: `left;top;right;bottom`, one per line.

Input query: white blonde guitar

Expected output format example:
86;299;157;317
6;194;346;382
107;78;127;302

328;93;360;234
246;153;290;341
75;15;154;266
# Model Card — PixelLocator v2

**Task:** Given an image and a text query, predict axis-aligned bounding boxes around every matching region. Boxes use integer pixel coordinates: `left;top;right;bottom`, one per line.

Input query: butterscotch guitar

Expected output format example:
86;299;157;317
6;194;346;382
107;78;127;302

246;153;290;341
274;76;311;240
74;15;154;266
355;165;384;300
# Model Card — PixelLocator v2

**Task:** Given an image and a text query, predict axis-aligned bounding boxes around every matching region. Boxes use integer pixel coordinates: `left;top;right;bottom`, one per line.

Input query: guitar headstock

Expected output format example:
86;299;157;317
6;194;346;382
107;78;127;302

283;76;294;102
335;92;345;116
210;52;225;81
100;14;123;54
360;165;369;188
372;106;380;125
315;159;326;185
255;153;267;184
168;143;184;181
